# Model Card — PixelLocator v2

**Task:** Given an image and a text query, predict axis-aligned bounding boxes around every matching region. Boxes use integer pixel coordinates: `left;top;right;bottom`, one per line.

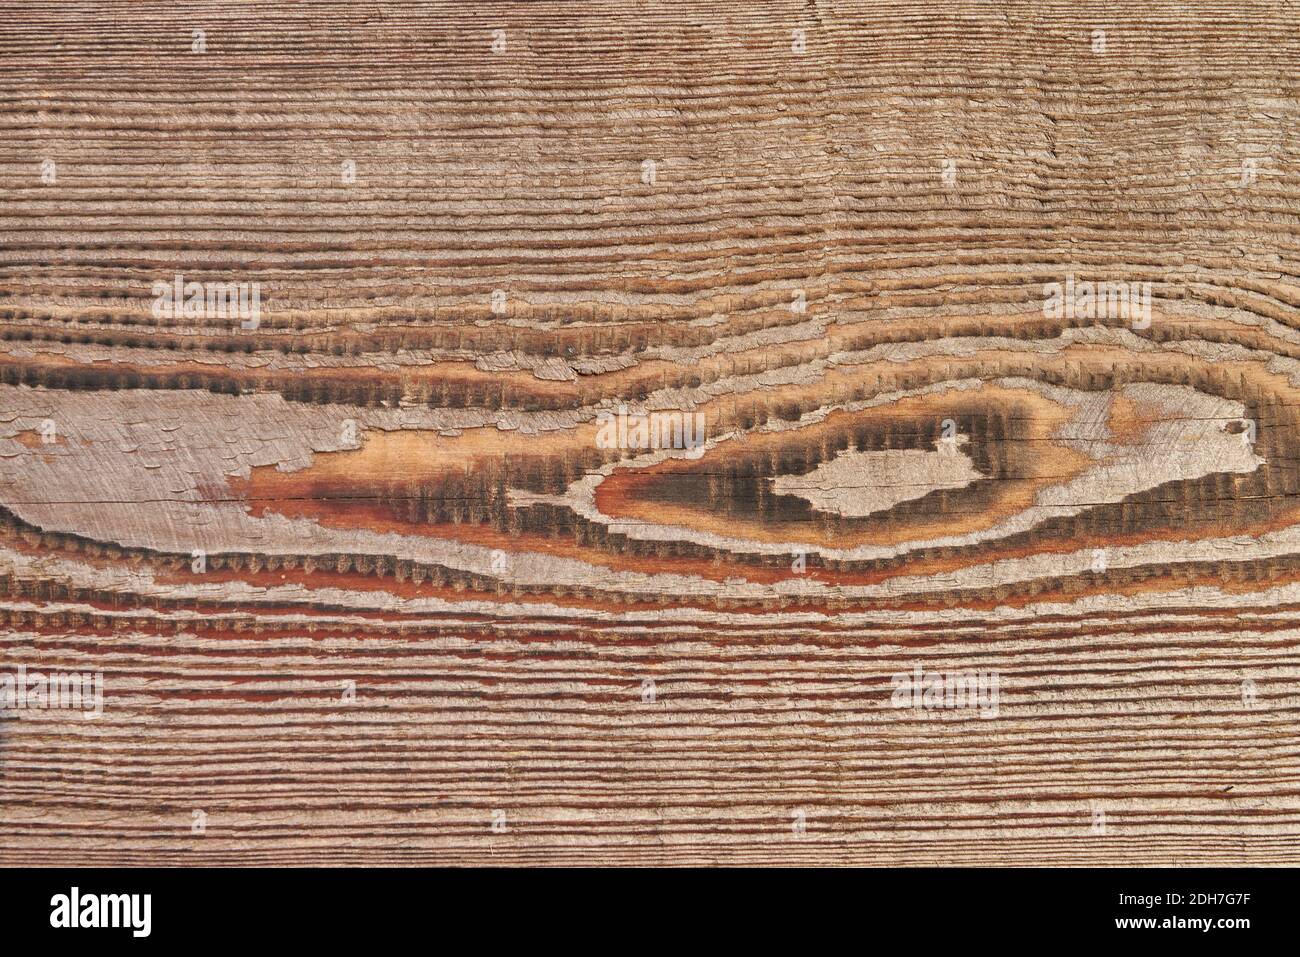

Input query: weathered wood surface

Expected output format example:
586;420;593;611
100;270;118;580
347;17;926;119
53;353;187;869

1;1;1298;865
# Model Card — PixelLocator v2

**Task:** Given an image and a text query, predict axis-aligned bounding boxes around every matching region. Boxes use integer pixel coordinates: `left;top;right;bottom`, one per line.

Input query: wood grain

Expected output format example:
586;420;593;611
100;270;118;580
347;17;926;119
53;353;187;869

1;0;1298;866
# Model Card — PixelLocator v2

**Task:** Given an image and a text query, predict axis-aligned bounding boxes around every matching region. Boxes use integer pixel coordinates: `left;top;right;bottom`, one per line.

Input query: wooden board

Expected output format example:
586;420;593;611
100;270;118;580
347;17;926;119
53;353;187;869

1;0;1298;866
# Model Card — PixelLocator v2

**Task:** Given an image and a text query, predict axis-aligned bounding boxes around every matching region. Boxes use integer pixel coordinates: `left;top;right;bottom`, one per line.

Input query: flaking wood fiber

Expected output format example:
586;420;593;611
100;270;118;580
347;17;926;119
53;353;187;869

0;1;1298;865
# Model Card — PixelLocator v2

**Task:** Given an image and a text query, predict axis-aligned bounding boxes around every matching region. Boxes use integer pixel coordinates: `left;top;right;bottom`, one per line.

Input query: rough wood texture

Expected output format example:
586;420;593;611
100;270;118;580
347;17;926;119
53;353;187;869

1;1;1299;866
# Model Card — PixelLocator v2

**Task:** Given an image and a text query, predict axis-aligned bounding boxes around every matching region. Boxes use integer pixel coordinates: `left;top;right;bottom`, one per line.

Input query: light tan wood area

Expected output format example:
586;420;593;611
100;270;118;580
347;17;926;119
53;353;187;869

0;1;1297;865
